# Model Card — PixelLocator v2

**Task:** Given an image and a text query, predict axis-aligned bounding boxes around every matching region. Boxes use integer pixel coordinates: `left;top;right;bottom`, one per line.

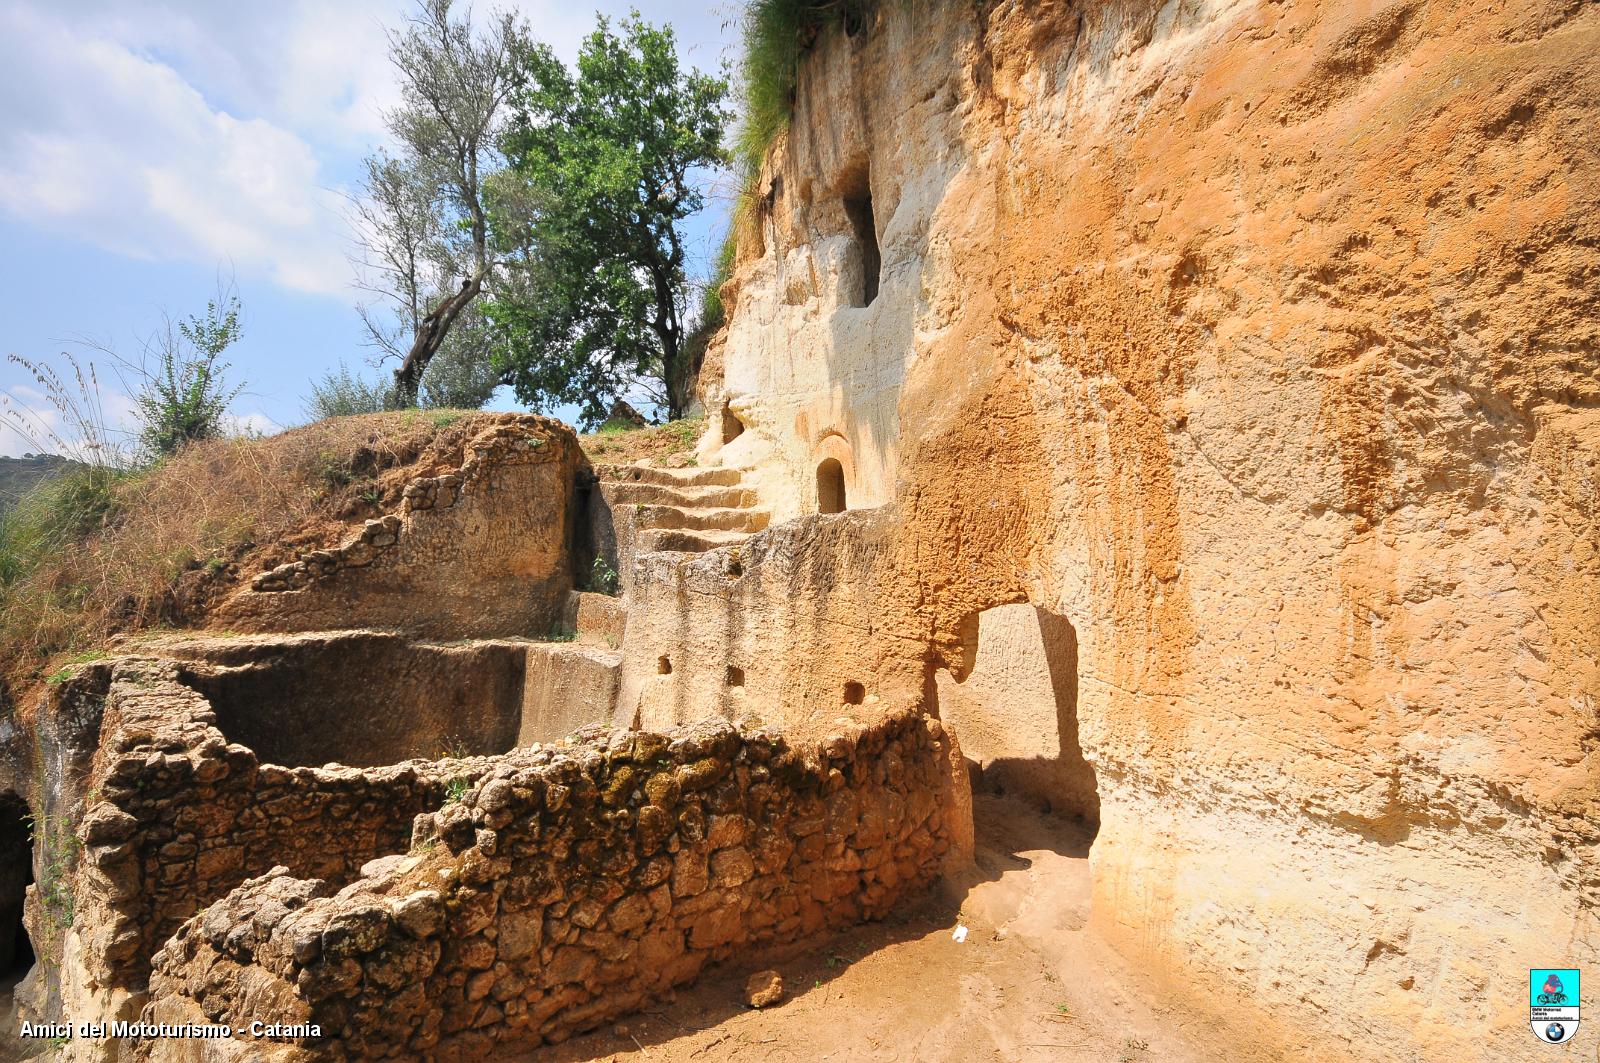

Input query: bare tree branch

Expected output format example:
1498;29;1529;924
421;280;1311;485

347;0;524;405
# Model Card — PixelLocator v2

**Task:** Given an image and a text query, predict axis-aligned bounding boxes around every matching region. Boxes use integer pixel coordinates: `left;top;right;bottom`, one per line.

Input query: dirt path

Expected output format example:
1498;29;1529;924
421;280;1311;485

534;795;1235;1063
0;795;1253;1063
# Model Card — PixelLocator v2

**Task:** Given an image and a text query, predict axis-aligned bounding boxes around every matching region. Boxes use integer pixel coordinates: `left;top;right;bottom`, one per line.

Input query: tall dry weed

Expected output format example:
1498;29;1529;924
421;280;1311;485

0;411;477;685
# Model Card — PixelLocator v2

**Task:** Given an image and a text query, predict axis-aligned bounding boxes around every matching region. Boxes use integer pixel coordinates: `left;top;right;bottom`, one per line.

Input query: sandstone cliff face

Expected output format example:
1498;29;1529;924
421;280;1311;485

692;1;1600;1058
213;417;582;640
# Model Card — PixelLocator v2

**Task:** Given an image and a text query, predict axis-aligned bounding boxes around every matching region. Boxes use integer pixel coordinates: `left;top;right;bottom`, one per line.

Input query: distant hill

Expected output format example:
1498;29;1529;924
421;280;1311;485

0;453;81;516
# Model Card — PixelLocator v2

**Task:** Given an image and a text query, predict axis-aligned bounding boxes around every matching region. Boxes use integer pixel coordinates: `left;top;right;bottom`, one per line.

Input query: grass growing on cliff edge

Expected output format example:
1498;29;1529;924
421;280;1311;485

0;412;486;690
579;416;706;466
709;0;885;330
735;0;875;178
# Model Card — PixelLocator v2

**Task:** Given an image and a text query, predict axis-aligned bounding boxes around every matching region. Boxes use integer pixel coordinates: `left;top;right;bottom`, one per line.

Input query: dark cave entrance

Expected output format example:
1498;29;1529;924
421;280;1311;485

0;793;35;990
841;169;880;308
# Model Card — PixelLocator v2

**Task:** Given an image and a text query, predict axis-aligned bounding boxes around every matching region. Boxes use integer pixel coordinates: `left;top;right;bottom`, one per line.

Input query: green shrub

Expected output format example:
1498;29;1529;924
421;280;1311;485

305;364;400;420
29;813;79;932
0;465;126;589
735;0;875;177
586;556;620;596
132;294;247;458
699;231;738;332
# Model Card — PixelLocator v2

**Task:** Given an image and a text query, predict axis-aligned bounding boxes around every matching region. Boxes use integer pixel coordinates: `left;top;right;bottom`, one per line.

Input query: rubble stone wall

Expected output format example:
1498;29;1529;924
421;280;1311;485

71;661;494;1004
136;709;971;1062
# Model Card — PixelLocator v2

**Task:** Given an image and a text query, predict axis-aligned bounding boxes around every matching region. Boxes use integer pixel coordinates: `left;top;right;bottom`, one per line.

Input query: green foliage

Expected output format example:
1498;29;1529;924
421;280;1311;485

44;650;107;685
735;0;872;177
305;364;401;420
490;14;731;428
132;294;247;458
354;0;524;401
305;345;495;423
417;308;502;410
586;555;619;596
30;812;79;932
544;625;578;643
0;465;125;590
701;230;738;330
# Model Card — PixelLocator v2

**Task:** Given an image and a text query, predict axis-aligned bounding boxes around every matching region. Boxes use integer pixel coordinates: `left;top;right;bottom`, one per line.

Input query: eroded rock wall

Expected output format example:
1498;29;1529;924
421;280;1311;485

616;509;917;734
135;710;970;1061
0;665;111;1031
214;417;583;641
160;632;530;768
696;1;1600;1058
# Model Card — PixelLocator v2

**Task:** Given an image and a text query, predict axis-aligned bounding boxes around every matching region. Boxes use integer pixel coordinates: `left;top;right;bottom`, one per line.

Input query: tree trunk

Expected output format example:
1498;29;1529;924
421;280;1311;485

393;270;486;404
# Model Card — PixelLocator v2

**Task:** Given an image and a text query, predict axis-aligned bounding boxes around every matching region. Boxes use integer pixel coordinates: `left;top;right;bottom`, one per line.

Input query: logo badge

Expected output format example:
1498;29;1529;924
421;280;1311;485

1530;969;1580;1044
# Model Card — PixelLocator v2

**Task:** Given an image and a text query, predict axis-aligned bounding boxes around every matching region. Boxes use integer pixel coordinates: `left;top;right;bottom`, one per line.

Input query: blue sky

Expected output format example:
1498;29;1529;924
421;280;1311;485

0;0;740;455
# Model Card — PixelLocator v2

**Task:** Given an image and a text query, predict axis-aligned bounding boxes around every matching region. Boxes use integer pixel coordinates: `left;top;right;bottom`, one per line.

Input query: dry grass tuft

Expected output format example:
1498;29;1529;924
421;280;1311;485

0;410;503;691
579;417;706;467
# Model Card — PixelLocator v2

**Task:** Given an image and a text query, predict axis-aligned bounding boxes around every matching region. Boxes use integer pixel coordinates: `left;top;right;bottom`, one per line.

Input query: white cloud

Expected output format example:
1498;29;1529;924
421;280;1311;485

221;410;284;439
0;0;734;303
0;4;355;296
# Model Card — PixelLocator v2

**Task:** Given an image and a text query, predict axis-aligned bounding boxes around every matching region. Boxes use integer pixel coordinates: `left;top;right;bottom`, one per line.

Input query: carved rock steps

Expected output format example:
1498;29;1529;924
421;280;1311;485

596;464;768;557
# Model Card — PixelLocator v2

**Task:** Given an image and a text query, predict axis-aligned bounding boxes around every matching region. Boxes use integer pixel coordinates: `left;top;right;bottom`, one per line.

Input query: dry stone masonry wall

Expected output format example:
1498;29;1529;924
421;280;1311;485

72;661;496;1003
136;709;969;1061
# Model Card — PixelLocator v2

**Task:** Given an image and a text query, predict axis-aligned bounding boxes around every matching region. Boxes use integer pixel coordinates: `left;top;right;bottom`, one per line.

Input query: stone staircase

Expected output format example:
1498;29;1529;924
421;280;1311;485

595;463;769;555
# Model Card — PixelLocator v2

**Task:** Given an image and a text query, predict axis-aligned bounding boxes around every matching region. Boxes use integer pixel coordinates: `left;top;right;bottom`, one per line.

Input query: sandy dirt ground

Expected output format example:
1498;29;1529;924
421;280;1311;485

0;795;1272;1063
532;794;1264;1063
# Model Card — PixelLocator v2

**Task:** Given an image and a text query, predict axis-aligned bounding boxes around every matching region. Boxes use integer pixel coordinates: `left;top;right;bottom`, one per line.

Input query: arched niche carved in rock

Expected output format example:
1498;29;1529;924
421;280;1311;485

812;433;855;515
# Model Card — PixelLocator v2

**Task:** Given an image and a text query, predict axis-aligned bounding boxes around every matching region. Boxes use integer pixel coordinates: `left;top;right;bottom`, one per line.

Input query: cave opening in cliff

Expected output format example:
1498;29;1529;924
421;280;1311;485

938;605;1099;834
722;406;744;445
817;458;847;513
0;793;35;989
841;169;880;307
